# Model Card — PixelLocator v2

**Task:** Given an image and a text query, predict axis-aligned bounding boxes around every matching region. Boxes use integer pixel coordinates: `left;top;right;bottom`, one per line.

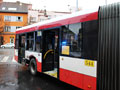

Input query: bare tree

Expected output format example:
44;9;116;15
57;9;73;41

0;15;4;33
0;15;4;45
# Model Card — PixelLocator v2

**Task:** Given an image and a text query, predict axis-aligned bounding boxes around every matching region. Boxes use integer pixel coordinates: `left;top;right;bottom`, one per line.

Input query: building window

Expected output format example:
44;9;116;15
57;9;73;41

16;16;23;22
4;26;21;32
4;16;11;21
4;26;11;32
48;15;51;19
4;16;23;22
10;37;14;43
31;17;36;22
8;8;17;11
2;7;6;10
40;19;44;22
16;26;22;29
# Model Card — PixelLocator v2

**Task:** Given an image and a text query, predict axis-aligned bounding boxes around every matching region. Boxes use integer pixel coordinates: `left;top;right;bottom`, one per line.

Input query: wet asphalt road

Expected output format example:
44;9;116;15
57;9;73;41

0;49;81;90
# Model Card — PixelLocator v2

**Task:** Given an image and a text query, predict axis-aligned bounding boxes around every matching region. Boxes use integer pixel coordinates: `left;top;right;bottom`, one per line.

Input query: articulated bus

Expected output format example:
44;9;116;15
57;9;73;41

15;3;120;90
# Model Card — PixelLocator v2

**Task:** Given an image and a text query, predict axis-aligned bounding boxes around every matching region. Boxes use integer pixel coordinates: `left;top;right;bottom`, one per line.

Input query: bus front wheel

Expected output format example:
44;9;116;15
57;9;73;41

29;58;37;75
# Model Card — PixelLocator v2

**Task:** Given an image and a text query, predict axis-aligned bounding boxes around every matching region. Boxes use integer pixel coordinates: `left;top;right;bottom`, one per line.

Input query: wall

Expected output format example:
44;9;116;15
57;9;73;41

0;12;28;45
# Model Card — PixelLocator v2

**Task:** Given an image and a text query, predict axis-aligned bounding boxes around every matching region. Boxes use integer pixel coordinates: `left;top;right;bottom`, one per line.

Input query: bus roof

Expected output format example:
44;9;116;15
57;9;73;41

16;8;98;34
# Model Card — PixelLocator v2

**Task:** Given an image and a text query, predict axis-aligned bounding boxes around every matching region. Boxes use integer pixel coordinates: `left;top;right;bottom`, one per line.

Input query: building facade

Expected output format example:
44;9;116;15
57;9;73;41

0;1;28;45
28;9;71;25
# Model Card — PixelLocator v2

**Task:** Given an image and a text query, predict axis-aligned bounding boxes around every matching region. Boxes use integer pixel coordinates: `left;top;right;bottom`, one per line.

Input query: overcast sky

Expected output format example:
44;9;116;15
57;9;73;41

3;0;120;12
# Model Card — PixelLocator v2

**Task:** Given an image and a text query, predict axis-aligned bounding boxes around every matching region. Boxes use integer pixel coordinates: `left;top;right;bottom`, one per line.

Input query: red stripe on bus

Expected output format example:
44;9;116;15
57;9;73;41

15;55;18;62
16;12;98;34
60;68;96;90
36;59;42;72
38;12;98;30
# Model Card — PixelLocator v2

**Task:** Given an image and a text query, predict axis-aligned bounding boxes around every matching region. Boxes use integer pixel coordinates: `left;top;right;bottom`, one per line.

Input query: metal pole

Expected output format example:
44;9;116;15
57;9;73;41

76;0;78;12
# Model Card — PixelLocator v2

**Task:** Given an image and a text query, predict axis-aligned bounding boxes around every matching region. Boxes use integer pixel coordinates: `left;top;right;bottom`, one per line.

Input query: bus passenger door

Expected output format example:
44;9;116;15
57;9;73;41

18;34;25;63
42;31;55;71
42;28;60;78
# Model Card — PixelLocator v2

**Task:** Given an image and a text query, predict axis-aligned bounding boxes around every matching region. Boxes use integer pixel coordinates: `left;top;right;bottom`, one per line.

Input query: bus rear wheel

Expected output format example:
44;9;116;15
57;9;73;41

29;58;37;75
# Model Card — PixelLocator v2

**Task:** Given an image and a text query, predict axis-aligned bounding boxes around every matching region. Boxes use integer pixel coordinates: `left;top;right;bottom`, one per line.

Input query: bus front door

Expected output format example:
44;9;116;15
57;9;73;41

42;29;59;78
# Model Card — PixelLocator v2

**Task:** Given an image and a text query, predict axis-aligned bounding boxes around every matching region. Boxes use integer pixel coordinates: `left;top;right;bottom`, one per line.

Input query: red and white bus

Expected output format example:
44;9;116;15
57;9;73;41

15;3;120;90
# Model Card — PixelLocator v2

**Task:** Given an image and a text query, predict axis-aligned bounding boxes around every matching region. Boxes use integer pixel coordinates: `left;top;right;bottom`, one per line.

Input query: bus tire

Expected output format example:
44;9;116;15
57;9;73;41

29;58;37;75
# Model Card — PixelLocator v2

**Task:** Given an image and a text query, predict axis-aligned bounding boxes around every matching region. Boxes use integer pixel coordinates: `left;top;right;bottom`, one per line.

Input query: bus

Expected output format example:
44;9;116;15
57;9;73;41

15;3;120;90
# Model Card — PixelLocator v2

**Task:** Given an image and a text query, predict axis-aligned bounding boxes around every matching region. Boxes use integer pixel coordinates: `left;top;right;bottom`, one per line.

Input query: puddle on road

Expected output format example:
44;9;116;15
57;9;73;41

5;82;16;86
0;64;28;90
0;64;80;90
0;64;50;90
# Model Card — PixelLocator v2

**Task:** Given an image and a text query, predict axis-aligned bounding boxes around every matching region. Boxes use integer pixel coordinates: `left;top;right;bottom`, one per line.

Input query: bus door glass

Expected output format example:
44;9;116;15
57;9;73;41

18;34;25;63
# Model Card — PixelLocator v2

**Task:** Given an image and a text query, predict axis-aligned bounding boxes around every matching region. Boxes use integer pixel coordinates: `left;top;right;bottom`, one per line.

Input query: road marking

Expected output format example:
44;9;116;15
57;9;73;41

1;56;9;62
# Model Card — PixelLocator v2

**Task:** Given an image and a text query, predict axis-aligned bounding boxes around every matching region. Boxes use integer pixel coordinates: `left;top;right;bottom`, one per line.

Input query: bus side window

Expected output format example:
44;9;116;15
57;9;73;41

82;20;98;60
26;32;34;51
35;31;41;52
61;21;98;60
61;23;82;58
